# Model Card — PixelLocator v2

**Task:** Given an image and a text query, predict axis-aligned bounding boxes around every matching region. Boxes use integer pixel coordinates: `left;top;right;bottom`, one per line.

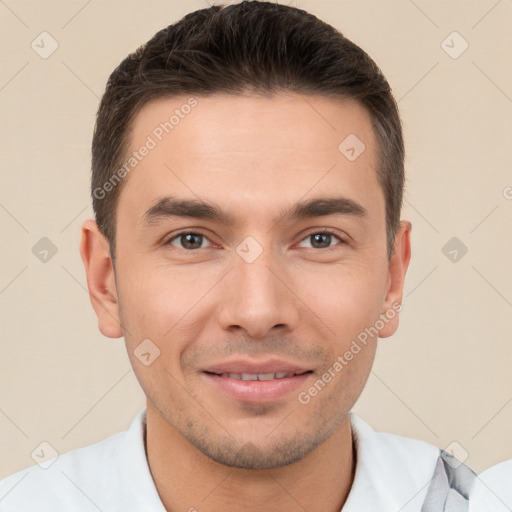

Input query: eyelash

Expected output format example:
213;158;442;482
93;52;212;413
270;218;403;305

164;228;346;251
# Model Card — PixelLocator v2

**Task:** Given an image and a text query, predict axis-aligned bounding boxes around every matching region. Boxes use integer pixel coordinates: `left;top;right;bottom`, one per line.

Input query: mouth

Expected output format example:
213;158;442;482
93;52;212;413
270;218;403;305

201;360;314;403
204;370;312;380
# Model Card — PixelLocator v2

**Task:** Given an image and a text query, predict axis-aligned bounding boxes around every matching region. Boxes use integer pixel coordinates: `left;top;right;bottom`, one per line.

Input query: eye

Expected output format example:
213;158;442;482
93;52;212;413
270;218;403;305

297;230;345;250
165;229;346;252
166;231;213;250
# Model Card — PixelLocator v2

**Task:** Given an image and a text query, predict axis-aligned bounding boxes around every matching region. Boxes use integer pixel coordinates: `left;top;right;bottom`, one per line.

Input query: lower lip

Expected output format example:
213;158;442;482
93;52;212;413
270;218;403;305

202;372;312;403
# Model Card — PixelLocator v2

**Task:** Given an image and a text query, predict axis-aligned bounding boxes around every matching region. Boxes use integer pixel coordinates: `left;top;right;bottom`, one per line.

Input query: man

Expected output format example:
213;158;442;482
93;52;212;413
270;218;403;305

0;2;481;510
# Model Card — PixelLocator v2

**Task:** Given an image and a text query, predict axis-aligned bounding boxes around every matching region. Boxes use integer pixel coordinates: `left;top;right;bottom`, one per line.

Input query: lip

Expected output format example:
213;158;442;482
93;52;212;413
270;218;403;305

201;358;314;403
202;358;311;375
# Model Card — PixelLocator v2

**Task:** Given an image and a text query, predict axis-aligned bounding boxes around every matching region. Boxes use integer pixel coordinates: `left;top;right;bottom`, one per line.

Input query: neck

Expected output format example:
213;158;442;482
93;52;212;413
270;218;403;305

145;402;356;512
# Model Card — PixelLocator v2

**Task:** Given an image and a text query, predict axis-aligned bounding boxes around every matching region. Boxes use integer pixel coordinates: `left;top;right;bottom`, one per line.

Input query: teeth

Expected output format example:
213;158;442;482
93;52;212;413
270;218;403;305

217;372;297;380
257;373;275;381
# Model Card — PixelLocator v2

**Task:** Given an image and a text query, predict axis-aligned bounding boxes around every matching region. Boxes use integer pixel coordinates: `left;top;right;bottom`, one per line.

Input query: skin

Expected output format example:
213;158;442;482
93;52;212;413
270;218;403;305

80;93;411;512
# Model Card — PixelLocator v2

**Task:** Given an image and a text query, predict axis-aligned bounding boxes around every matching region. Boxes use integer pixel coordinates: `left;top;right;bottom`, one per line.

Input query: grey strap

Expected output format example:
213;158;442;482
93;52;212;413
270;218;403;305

421;449;477;512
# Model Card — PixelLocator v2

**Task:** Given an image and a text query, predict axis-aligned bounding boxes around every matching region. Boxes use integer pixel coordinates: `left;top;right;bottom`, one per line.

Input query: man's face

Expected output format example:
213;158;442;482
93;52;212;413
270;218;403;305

84;93;409;469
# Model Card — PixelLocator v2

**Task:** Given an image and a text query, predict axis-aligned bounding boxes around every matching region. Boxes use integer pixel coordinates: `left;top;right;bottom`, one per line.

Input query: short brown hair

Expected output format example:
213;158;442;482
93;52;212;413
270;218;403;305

91;1;404;260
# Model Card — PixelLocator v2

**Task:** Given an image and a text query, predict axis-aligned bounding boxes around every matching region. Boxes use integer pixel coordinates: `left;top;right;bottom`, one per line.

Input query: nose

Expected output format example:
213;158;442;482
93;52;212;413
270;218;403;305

217;246;300;339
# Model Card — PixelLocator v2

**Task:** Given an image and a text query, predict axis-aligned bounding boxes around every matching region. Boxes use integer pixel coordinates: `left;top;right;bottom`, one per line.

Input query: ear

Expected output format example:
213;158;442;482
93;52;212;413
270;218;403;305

378;220;412;338
79;219;123;338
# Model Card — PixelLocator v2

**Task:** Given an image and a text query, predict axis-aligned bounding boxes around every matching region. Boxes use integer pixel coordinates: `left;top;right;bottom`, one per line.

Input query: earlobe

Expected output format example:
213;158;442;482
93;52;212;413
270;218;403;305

79;219;123;339
378;220;412;338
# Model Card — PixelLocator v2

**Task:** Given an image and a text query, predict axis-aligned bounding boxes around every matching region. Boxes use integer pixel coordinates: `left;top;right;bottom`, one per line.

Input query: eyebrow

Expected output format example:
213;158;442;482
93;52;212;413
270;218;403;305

142;195;367;227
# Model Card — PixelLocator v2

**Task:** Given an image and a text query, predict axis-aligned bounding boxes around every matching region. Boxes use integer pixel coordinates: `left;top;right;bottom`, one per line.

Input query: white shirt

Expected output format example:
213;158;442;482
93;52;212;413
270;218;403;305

0;410;453;511
469;460;512;512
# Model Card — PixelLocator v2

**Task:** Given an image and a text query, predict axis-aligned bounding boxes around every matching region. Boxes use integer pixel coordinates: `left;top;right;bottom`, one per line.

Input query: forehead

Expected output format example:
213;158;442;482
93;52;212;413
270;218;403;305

118;93;382;225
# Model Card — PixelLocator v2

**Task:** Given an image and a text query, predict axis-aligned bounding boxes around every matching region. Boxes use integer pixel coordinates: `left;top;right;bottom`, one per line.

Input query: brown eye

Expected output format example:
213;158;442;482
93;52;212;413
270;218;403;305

298;231;344;250
167;232;211;250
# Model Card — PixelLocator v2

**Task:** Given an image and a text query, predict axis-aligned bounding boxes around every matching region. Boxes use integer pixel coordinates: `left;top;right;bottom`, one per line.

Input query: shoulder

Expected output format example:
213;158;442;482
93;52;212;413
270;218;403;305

469;460;512;511
0;410;163;511
345;414;476;512
0;429;127;511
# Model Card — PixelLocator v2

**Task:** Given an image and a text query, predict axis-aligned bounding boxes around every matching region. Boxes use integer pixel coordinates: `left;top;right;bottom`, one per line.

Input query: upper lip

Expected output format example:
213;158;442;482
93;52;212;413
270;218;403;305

202;358;313;375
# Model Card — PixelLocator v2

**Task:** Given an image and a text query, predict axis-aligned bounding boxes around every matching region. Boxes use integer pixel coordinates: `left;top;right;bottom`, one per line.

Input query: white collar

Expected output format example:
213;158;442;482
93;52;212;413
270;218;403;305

342;413;440;511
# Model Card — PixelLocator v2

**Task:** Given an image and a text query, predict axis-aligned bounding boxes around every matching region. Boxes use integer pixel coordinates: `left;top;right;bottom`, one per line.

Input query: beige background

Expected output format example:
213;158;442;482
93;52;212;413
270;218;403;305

1;0;511;479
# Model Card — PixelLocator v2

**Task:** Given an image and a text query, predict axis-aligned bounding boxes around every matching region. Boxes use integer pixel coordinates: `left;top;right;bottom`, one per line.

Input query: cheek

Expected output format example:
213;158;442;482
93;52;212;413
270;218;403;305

116;267;196;390
115;263;174;344
116;262;219;358
117;262;189;319
297;262;387;337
